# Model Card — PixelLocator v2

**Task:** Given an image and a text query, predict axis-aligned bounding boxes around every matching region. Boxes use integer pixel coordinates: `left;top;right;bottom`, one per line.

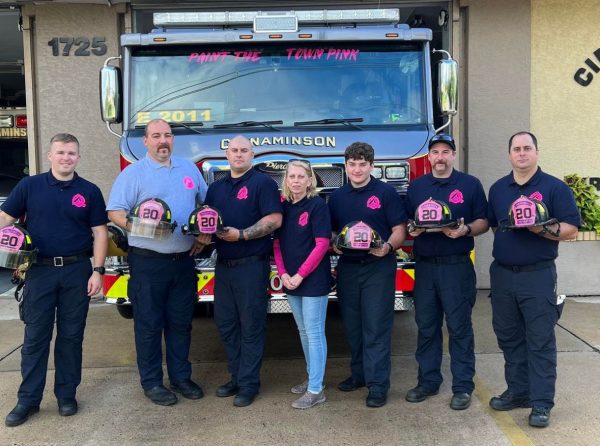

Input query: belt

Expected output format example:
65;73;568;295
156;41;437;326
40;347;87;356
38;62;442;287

339;253;389;264
36;253;89;267
415;254;470;265
129;246;189;260
217;255;269;268
496;260;555;273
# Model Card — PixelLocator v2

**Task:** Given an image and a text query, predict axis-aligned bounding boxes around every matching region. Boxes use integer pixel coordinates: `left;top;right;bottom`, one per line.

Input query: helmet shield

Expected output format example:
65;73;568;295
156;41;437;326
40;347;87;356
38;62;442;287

0;225;37;271
336;221;383;251
127;198;176;240
412;198;457;231
506;196;558;229
182;206;225;235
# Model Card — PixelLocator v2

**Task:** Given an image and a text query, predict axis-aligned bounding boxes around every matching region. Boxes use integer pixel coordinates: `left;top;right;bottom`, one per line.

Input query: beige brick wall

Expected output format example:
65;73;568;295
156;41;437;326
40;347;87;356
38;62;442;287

23;3;123;197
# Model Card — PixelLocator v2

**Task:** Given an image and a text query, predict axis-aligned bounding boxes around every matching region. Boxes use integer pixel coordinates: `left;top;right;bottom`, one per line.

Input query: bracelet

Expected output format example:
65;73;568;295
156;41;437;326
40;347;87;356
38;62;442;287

385;242;395;252
238;229;245;241
545;224;561;238
465;224;472;236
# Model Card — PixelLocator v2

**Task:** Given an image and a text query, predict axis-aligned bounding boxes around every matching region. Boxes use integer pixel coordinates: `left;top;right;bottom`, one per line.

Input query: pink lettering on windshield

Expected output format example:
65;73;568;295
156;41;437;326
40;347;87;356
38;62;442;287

285;48;360;61
188;51;262;63
233;51;261;62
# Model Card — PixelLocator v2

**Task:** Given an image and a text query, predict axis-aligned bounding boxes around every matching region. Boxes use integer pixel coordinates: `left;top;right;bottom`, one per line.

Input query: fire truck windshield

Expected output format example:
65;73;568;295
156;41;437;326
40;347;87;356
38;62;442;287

129;42;426;129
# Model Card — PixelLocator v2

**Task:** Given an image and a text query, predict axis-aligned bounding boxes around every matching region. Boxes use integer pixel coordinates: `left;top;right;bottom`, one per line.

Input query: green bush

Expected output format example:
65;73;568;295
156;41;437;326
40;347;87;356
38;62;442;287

564;173;600;233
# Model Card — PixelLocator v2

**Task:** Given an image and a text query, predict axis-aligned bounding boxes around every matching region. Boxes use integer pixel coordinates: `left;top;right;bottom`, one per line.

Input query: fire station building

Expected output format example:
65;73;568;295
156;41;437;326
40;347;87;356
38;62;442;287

0;0;598;293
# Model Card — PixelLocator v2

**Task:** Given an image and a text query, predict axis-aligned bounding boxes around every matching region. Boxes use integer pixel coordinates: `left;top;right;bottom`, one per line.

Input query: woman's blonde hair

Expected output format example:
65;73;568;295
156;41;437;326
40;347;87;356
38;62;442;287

282;160;318;202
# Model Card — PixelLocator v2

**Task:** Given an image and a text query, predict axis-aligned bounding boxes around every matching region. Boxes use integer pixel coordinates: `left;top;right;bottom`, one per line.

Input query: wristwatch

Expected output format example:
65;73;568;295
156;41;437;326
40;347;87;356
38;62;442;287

464;224;472;236
93;266;106;275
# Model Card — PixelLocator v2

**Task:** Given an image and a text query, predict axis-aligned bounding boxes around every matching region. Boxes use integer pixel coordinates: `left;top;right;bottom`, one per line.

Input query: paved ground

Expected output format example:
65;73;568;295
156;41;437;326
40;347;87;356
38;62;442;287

0;272;598;445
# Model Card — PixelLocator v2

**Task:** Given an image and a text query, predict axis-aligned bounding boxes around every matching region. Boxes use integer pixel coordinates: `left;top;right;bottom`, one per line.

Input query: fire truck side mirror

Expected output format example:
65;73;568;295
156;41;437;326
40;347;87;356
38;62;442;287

100;65;122;124
437;54;458;116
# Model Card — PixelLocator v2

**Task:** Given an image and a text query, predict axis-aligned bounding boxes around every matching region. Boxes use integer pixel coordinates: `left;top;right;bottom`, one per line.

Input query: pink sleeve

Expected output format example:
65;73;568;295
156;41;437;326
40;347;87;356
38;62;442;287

297;237;330;278
273;239;287;276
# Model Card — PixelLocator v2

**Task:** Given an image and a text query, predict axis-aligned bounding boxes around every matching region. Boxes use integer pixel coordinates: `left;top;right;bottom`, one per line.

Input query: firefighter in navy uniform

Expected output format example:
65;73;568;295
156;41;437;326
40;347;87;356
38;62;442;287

1;133;108;427
487;131;580;428
328;141;407;408
204;135;282;408
107;119;208;406
404;133;488;410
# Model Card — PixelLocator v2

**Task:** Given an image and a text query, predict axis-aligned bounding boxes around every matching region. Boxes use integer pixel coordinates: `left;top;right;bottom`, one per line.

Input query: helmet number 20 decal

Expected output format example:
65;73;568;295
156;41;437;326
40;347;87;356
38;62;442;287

0;227;25;252
139;200;164;224
511;198;537;226
417;200;443;222
348;222;372;249
197;208;219;234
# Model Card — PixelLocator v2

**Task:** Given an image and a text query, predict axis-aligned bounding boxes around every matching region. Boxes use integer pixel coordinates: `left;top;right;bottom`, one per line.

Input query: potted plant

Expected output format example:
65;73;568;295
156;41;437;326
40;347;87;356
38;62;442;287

564;173;600;240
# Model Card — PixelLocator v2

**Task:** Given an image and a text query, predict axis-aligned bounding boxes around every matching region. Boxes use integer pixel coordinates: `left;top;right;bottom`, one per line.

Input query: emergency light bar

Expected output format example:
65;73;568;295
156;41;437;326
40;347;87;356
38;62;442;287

154;9;400;29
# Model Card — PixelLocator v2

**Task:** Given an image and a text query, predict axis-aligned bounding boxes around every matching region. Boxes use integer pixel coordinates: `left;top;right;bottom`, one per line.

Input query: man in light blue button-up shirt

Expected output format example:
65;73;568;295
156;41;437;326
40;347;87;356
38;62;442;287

107;119;208;406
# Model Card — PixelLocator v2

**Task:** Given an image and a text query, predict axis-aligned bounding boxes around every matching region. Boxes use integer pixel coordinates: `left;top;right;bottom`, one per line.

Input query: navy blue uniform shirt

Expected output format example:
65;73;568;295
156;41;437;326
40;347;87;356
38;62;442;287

205;168;282;260
329;176;406;257
488;168;581;265
276;196;332;297
406;169;488;257
1;171;108;257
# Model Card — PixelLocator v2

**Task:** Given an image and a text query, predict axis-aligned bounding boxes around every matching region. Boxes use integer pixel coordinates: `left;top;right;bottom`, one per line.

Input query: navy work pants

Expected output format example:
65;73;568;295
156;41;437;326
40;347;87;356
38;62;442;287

490;260;562;409
413;258;476;393
18;260;91;406
128;252;197;390
336;254;396;394
214;258;269;393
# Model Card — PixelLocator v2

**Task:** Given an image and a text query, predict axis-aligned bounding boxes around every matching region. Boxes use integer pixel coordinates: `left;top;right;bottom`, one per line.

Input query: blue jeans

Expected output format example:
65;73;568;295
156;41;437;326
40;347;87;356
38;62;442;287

287;294;328;394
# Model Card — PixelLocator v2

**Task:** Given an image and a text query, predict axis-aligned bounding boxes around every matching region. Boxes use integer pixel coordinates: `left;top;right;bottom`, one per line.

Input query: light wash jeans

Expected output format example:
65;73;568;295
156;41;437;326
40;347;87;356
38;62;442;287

287;294;328;394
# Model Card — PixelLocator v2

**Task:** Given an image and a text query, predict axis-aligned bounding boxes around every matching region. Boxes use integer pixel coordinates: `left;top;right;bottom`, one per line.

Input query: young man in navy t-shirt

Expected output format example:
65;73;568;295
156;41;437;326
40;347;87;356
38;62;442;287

328;141;407;408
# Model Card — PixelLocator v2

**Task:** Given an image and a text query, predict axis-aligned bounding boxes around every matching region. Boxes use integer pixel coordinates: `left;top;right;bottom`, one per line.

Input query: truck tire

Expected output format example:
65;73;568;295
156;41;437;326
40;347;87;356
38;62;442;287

116;304;133;319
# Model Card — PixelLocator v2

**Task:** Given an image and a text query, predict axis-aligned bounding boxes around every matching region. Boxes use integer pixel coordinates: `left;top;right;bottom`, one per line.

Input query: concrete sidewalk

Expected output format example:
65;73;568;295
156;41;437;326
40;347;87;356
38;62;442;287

0;292;598;446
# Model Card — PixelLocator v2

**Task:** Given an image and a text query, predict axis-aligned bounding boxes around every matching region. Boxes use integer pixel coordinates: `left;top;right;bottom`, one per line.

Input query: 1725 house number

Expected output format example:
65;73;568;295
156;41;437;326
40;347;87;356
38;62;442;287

47;37;107;56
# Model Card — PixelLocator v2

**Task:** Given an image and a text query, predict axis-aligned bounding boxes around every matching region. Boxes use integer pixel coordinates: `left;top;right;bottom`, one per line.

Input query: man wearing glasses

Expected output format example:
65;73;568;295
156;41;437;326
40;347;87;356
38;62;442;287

404;133;488;411
204;135;282;407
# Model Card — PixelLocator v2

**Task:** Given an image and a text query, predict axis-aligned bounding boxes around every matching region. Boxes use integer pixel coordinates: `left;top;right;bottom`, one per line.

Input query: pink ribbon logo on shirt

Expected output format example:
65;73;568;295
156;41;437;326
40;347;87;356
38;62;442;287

183;176;195;189
449;189;464;204
280;194;286;203
529;191;543;201
71;194;86;208
366;195;381;210
237;186;249;200
298;211;309;227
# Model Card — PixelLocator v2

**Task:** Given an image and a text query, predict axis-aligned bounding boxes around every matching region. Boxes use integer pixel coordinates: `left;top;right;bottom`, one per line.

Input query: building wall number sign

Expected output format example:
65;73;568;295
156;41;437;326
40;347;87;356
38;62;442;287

47;37;107;56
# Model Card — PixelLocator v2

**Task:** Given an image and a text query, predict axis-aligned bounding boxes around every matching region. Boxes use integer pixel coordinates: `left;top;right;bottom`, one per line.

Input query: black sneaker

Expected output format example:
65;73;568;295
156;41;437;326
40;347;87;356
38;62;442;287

337;376;366;392
489;390;531;411
216;380;239;398
405;386;439;403
57;398;78;416
366;391;387;408
450;393;471;410
529;406;551;427
170;379;204;400
143;385;178;406
5;404;39;427
233;390;258;407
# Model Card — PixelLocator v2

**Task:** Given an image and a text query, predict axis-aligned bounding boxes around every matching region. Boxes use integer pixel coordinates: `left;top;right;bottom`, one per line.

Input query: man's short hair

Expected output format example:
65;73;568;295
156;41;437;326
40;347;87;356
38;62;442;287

50;133;79;148
508;131;538;152
144;118;171;136
345;142;375;164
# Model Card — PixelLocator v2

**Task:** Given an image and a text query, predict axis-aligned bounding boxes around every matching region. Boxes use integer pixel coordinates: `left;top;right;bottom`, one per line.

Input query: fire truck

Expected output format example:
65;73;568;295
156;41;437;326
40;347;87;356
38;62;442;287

99;7;458;319
0;107;28;207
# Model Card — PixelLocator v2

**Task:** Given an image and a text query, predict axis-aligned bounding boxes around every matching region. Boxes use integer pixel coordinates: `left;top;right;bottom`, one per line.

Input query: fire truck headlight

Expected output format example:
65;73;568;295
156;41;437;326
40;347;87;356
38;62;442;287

372;167;383;179
0;115;14;128
385;166;407;180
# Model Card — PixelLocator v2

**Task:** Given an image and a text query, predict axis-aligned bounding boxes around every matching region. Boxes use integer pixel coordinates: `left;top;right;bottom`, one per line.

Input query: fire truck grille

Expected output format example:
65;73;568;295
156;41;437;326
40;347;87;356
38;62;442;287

212;166;344;189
